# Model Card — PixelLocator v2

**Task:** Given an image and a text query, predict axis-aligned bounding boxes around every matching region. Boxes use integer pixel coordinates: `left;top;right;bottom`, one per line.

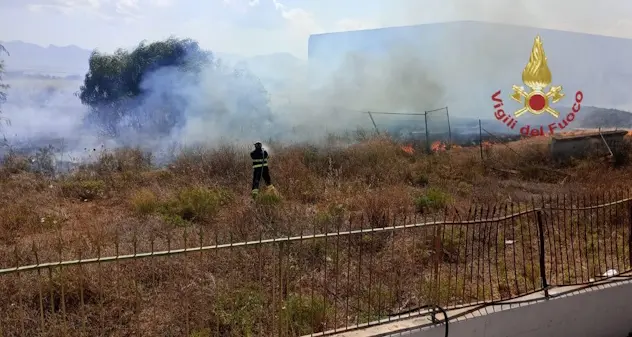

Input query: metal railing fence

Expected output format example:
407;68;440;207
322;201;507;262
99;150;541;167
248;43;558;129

0;194;630;336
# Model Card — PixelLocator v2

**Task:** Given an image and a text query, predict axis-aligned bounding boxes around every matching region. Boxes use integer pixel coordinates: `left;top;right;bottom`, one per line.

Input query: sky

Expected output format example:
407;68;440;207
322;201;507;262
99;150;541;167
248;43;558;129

2;0;632;58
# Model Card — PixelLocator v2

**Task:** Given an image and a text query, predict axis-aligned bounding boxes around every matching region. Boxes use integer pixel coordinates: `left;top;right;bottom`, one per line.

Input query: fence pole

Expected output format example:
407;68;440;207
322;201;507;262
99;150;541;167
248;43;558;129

424;112;430;153
367;111;380;135
431;224;442;319
279;241;287;301
445;106;452;148
535;210;549;298
478;119;484;163
277;241;287;335
628;201;632;266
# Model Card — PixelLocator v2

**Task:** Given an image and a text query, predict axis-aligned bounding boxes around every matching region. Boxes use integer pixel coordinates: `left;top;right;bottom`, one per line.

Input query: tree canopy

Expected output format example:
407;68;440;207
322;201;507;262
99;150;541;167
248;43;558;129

78;37;271;138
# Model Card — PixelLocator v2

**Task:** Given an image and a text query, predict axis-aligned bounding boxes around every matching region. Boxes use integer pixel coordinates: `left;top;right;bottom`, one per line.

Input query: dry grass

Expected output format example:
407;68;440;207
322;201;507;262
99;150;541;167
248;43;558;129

0;135;631;336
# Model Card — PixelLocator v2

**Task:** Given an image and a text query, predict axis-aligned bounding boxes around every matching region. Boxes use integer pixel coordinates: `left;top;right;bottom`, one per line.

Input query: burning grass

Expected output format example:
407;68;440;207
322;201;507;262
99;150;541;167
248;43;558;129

0;134;631;336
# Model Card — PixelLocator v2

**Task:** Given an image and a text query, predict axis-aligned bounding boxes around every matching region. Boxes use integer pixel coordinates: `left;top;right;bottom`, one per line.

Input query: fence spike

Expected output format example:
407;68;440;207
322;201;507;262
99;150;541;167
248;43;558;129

184;221;189;252
131;226;138;256
78;249;86;335
198;227;204;258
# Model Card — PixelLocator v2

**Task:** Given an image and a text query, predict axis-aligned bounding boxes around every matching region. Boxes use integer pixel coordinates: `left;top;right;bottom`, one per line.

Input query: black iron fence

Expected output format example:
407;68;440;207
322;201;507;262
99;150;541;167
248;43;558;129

0;194;630;336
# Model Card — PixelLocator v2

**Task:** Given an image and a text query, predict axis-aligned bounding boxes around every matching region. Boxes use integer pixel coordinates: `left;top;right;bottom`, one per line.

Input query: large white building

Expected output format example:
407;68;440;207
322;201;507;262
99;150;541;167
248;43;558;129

307;21;632;123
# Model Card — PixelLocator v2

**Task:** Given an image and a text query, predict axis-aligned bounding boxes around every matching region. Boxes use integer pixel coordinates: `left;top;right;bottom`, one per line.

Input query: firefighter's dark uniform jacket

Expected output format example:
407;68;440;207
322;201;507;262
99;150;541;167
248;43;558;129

250;149;269;169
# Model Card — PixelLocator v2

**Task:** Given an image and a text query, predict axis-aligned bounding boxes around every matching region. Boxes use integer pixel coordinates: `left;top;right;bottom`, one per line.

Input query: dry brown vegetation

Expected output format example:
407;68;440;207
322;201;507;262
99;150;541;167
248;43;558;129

0;134;631;336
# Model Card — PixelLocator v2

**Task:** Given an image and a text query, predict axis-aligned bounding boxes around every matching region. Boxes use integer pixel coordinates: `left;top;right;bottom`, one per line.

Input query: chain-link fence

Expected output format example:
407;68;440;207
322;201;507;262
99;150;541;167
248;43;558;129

364;106;452;153
424;107;452;149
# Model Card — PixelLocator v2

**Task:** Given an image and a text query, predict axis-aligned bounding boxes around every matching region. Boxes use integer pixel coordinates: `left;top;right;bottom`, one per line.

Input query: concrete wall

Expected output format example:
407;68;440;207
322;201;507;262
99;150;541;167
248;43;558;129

550;133;627;160
396;280;632;337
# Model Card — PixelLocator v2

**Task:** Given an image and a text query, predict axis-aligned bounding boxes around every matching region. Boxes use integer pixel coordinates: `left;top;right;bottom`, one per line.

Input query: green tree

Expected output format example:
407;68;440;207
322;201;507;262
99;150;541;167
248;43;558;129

78;37;271;137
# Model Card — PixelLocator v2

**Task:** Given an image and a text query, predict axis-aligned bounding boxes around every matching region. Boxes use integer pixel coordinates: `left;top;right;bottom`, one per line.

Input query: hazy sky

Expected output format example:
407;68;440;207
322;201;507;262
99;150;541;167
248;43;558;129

2;0;632;58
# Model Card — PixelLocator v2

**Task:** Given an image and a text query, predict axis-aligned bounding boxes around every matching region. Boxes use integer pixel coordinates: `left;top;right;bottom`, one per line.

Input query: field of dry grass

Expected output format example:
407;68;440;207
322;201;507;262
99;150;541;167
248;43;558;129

0;134;631;336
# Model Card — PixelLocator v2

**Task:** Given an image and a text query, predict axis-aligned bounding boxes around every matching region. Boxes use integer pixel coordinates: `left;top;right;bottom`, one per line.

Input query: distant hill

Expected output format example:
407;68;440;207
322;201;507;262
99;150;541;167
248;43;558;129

0;40;306;91
578;107;632;128
513;106;632;130
0;40;92;76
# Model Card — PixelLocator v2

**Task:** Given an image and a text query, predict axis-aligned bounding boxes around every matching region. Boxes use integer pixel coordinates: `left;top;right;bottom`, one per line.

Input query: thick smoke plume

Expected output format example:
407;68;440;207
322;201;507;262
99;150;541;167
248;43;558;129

0;34;453;162
271;44;449;142
2;0;626;164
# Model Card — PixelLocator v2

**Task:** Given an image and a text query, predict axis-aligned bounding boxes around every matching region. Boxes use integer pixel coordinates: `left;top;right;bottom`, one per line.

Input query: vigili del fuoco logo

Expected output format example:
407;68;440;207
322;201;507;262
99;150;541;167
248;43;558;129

491;35;583;136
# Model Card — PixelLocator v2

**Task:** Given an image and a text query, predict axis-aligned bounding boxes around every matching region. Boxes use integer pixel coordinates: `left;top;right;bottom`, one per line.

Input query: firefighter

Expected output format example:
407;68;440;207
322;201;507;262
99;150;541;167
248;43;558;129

250;142;273;198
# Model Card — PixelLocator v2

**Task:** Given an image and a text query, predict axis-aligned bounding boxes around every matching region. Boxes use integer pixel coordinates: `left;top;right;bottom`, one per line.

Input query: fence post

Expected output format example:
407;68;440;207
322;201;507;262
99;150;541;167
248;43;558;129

478;119;484;163
430;224;442;320
628;201;632;266
277;241;288;336
367;111;380;135
445;106;452;148
278;241;288;301
424;112;431;154
535;210;549;298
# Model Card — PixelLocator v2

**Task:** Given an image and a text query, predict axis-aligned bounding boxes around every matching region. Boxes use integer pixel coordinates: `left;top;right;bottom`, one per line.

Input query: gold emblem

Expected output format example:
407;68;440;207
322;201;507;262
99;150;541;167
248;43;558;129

511;35;565;118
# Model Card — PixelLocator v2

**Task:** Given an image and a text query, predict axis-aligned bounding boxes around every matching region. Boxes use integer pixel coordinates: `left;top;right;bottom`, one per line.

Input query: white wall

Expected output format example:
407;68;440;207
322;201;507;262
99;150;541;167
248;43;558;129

308;21;632;115
398;280;632;337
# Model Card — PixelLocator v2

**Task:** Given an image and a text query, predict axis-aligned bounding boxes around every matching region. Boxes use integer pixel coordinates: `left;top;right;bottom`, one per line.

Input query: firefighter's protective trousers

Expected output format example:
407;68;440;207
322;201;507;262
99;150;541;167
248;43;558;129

251;150;272;195
252;166;271;193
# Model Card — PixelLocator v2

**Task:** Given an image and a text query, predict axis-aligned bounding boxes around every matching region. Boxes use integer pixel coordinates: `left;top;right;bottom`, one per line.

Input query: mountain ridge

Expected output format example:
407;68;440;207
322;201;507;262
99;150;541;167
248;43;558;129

0;40;306;87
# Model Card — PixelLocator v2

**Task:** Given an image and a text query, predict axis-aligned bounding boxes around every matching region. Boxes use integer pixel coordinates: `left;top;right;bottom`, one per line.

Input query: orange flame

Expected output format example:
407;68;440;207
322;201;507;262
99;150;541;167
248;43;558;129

401;144;415;154
482;141;493;149
431;141;446;152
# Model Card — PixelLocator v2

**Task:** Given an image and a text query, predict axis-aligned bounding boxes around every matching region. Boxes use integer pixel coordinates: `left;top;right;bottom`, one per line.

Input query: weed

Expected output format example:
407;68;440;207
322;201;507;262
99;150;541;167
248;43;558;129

410;171;429;187
213;286;267;336
130;188;159;214
0;202;39;241
280;294;331;336
96;148;152;173
255;192;282;206
33;145;56;176
0;134;629;336
60;179;106;200
160;186;234;223
414;188;451;212
314;204;346;231
0;150;30;174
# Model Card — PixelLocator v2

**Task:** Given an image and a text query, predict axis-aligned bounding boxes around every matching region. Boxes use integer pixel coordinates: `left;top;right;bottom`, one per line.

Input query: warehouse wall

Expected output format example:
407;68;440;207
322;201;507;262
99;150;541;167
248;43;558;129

307;21;632;118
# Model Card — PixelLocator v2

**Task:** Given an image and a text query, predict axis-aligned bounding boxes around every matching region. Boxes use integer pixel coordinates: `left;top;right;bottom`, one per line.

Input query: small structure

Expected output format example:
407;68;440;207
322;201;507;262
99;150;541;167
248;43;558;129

550;129;628;160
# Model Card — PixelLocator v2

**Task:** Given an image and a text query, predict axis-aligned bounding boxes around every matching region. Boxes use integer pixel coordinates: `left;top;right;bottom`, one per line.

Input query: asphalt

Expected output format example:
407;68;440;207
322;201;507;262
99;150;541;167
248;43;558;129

316;272;632;337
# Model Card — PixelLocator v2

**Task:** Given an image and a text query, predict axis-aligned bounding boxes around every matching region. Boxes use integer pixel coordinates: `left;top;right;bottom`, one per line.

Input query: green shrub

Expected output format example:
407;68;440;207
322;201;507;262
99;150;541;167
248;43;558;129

159;186;233;223
280;294;331;336
313;204;346;230
410;171;429;187
213;287;267;337
255;192;282;206
129;188;159;214
414;187;451;212
60;179;106;200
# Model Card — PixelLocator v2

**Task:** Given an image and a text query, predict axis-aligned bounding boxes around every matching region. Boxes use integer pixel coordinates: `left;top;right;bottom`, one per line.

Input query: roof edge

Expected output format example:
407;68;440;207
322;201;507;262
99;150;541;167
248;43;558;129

308;20;632;42
552;130;629;141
